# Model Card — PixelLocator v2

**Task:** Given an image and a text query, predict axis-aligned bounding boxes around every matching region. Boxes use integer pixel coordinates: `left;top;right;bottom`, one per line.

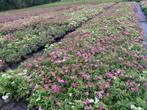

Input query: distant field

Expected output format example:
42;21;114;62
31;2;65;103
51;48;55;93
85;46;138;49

0;0;146;110
0;0;125;13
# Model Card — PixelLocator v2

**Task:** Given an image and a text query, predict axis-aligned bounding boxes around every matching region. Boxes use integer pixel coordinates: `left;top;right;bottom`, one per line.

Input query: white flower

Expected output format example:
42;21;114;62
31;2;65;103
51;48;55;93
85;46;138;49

69;93;72;97
71;106;75;108
130;105;144;110
2;93;10;102
11;81;15;85
94;97;99;104
23;69;28;75
114;76;117;80
36;94;41;102
137;107;143;110
68;102;73;105
89;99;94;103
1;74;12;78
130;104;136;109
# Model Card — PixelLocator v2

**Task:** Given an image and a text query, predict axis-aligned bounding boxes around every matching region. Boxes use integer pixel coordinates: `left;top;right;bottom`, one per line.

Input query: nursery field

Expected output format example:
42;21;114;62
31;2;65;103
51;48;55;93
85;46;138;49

0;0;147;110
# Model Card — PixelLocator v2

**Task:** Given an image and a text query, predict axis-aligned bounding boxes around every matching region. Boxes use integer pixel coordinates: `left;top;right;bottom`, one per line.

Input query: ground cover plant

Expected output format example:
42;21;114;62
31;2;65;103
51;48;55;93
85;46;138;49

0;2;146;110
0;3;114;69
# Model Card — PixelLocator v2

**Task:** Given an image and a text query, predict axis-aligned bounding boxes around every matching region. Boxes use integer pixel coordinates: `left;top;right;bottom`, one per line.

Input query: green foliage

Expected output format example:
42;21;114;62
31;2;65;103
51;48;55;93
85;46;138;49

143;8;147;15
0;0;60;11
0;71;32;101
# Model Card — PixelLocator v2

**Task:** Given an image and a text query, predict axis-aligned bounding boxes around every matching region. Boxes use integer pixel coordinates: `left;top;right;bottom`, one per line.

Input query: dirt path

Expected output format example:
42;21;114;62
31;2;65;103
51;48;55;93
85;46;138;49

0;98;27;110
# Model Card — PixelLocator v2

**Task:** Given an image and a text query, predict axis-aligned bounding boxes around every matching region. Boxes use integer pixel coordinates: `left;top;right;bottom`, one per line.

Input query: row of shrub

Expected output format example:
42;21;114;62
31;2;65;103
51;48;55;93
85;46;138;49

0;4;109;66
0;0;60;11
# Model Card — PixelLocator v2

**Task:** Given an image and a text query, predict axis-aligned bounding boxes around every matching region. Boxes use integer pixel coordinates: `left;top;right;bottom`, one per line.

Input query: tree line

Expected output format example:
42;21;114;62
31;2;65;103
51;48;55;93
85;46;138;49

0;0;60;11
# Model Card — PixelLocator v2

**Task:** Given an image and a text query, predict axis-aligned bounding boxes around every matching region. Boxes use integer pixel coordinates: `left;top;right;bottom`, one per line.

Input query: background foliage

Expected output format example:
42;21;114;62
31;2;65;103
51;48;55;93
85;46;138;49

0;0;141;11
0;0;60;11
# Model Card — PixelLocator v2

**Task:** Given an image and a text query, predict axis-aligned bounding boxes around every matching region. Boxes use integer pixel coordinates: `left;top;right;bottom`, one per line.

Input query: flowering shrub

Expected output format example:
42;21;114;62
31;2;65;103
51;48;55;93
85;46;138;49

0;2;146;110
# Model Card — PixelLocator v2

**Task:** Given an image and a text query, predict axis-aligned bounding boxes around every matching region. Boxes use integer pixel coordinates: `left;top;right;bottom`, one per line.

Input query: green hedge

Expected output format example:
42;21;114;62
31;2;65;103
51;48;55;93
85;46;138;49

143;8;147;15
0;0;60;11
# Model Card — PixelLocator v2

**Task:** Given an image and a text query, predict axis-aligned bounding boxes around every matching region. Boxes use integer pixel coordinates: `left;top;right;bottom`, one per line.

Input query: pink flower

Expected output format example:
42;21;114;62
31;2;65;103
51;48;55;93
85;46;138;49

61;70;65;75
133;52;139;59
129;81;136;92
84;92;89;96
129;81;136;87
38;106;43;110
105;81;110;88
144;56;147;59
97;91;103;100
80;72;90;80
70;75;76;79
56;77;66;84
42;84;48;91
141;31;144;37
71;83;76;88
56;101;61;106
96;76;103;80
98;104;103;110
34;84;39;90
106;93;110;97
144;83;147;89
106;72;114;79
51;85;61;94
51;72;56;77
127;61;133;66
115;69;122;76
46;79;52;84
87;82;93;87
24;63;32;68
122;30;129;36
130;87;136;92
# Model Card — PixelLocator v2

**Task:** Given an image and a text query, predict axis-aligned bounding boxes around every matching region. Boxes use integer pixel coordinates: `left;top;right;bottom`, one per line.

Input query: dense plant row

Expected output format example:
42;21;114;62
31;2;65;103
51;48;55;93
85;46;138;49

0;2;146;110
0;5;78;23
0;3;113;68
0;5;83;32
0;5;85;32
